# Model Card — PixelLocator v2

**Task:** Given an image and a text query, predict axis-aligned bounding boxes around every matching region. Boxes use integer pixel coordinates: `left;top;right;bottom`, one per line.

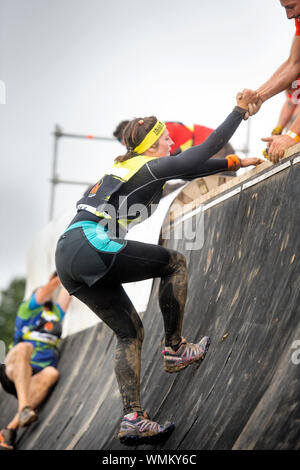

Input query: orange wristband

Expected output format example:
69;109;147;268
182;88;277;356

286;130;300;143
226;154;241;171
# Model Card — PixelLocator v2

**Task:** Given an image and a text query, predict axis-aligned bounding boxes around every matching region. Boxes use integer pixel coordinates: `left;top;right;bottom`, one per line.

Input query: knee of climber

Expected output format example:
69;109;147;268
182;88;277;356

137;323;144;344
43;366;60;384
169;250;187;273
5;343;33;380
128;310;144;345
36;367;60;389
129;323;145;345
6;342;33;366
116;320;144;347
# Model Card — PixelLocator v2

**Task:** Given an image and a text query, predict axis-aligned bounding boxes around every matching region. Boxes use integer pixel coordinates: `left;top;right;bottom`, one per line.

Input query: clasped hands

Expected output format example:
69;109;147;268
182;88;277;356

236;89;262;119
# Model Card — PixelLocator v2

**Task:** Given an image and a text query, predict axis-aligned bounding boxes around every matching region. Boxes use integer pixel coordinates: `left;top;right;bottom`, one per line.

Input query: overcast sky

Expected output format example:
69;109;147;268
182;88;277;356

0;0;293;290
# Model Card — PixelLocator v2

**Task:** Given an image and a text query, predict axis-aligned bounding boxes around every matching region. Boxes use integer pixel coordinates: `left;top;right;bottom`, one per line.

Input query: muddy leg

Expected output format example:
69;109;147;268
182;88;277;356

159;250;188;349
74;282;144;415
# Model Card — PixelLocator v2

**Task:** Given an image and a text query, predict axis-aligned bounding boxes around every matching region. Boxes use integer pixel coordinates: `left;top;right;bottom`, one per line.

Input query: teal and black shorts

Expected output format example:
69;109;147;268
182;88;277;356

55;221;126;294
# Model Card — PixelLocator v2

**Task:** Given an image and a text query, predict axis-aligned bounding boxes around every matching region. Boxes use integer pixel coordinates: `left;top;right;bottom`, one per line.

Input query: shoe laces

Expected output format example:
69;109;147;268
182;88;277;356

124;412;163;433
170;339;204;359
135;416;163;433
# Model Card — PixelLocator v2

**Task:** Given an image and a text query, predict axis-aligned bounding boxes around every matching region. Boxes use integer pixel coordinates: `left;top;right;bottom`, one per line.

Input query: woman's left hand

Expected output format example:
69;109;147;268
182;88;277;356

240;157;264;167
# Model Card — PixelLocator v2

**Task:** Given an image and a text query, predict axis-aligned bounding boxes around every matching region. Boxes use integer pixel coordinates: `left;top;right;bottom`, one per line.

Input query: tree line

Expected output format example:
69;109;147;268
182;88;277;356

0;278;25;351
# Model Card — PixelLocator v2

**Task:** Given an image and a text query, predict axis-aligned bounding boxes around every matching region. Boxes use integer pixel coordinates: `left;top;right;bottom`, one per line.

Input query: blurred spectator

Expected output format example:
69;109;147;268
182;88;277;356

0;273;71;450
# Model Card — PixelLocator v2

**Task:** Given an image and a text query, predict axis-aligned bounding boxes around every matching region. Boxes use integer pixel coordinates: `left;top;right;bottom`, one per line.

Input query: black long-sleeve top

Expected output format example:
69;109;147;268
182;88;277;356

72;106;246;237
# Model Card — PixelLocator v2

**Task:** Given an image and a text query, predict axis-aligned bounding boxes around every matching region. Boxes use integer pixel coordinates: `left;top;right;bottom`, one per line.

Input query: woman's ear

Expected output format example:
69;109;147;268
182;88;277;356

144;144;158;157
147;144;157;154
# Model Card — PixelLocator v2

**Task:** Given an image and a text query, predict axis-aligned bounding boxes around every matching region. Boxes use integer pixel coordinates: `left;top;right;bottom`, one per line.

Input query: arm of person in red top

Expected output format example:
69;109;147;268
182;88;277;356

256;35;300;104
239;17;300;119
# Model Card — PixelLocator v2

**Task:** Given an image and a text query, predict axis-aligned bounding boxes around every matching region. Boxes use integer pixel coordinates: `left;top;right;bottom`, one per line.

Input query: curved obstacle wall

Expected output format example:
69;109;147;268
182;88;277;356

0;150;299;450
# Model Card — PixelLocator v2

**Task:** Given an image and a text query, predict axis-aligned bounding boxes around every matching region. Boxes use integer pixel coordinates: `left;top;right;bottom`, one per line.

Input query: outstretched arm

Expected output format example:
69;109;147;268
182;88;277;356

149;90;259;180
257;36;300;104
149;108;244;180
241;36;300;119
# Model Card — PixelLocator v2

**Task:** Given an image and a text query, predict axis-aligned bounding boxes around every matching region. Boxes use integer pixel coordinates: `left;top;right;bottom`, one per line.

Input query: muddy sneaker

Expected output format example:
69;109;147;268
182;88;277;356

0;428;16;451
117;412;175;445
162;336;211;373
18;406;38;427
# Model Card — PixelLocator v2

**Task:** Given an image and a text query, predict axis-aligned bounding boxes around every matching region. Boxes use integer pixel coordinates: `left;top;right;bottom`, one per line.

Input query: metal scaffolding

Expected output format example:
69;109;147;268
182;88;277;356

49;120;250;220
49;124;117;220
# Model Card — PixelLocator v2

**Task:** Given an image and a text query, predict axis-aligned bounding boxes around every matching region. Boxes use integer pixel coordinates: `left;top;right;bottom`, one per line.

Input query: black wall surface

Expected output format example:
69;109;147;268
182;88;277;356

1;158;299;450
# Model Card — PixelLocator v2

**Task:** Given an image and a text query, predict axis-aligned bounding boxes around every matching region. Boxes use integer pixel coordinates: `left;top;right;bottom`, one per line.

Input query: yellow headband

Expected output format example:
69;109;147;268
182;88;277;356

134;120;166;154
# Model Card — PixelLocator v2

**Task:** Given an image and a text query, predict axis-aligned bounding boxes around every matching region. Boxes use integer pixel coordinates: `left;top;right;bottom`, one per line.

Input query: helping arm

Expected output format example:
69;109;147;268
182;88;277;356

257;36;300;104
